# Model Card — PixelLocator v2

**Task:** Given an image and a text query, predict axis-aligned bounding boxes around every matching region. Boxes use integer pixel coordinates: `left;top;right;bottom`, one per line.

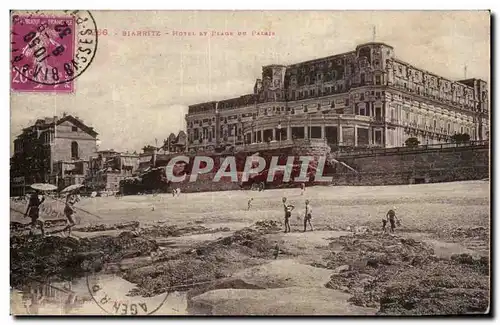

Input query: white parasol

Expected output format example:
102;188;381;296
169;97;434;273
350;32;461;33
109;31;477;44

60;184;84;194
30;183;57;191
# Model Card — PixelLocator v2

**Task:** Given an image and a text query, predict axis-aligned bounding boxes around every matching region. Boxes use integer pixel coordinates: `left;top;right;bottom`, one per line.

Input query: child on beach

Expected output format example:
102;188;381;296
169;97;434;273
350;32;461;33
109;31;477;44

385;207;399;233
303;199;314;232
282;197;295;233
62;191;80;237
247;198;253;210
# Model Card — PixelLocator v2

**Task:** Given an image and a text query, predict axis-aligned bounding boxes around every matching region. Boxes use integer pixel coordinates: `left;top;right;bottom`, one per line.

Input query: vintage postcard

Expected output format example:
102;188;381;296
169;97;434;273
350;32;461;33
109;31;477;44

10;10;490;316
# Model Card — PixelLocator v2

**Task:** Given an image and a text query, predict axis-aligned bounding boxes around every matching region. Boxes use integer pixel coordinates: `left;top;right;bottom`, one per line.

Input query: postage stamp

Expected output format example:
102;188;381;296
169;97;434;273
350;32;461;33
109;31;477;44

10;10;98;92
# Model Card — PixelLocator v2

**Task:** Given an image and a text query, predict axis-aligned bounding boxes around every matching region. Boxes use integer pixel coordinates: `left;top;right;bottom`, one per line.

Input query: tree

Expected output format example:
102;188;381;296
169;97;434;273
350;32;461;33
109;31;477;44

405;137;420;148
451;133;471;144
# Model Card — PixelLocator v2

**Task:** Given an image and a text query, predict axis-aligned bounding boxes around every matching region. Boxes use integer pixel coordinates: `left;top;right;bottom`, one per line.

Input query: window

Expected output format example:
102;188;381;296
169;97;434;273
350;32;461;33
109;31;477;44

72;126;78;132
71;141;79;160
375;130;382;144
375;75;381;85
345;98;350;106
360;93;365;101
360;108;366;115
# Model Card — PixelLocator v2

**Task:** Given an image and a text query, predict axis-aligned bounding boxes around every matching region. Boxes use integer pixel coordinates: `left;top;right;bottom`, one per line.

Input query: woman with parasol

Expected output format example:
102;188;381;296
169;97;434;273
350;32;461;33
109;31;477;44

24;183;56;236
61;184;83;237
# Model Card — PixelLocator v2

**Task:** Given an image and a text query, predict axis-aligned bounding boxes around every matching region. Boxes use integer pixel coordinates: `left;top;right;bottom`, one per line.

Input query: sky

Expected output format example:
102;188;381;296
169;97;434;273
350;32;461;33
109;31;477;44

10;10;490;154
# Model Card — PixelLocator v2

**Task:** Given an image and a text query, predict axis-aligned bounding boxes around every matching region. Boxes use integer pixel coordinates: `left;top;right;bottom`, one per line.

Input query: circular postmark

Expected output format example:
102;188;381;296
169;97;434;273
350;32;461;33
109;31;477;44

83;253;172;315
10;10;98;86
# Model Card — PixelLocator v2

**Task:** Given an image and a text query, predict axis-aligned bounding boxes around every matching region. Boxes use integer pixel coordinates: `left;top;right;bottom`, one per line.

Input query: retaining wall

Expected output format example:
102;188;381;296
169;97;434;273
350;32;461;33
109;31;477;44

172;144;489;192
337;145;489;185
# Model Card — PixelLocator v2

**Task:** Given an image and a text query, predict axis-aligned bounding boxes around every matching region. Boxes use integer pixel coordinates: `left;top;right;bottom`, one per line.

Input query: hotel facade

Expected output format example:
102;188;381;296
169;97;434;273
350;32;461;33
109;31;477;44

185;42;489;153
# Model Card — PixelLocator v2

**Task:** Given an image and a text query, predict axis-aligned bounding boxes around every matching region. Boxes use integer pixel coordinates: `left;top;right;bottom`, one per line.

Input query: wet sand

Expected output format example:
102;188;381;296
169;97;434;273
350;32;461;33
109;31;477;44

10;181;490;315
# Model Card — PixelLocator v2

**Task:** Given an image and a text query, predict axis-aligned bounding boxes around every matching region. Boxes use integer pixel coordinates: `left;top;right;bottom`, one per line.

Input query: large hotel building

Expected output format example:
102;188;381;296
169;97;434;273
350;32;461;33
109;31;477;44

185;42;489;153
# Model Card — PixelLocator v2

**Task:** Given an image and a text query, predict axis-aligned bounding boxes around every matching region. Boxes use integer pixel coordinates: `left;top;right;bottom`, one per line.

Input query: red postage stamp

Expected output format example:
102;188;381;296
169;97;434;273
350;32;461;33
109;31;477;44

10;10;98;93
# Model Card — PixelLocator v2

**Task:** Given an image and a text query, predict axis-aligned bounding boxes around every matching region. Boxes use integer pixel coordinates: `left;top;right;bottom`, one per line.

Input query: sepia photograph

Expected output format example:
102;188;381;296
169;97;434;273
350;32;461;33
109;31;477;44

9;9;490;316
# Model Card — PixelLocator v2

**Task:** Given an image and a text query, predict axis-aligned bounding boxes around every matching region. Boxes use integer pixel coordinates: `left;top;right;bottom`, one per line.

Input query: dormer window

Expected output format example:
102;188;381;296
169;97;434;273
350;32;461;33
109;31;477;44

72;126;78;132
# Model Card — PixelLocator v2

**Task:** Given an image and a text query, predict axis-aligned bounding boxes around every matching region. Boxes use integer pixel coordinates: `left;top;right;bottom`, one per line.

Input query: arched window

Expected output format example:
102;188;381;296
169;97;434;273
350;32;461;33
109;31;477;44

71;141;79;160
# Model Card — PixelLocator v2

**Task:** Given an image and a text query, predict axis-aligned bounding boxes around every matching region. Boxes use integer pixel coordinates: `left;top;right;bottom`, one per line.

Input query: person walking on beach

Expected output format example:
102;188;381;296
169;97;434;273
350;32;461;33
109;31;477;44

62;191;80;237
247;197;253;211
303;199;314;232
24;191;45;237
282;197;294;233
385;207;399;233
300;183;306;195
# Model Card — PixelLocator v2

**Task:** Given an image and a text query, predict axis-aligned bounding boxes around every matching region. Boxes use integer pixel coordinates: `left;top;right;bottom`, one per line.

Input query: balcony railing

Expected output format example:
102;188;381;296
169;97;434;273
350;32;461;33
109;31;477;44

370;116;384;123
336;140;489;158
235;138;328;152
